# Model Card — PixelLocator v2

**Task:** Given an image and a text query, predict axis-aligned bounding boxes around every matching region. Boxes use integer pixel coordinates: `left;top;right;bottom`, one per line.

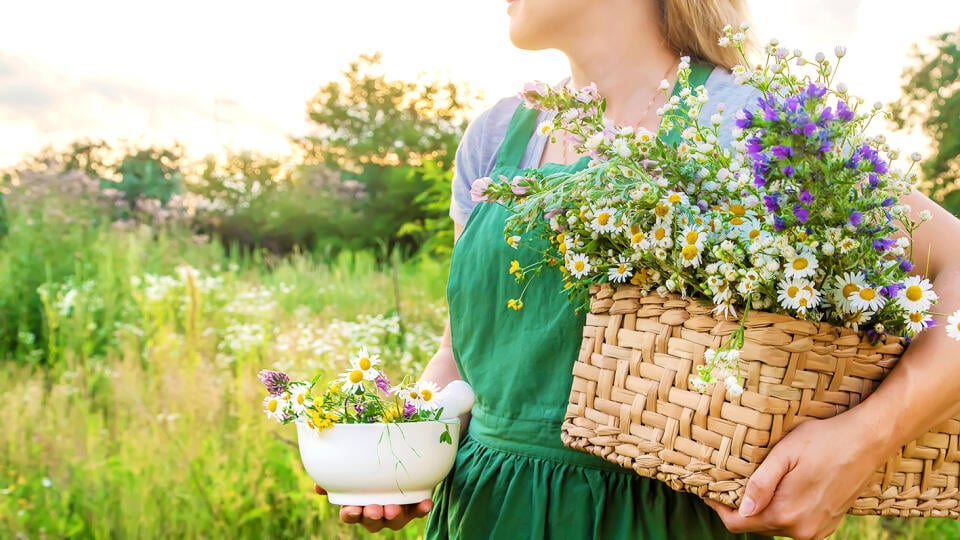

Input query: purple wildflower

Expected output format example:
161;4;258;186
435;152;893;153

849;212;863;227
799;190;813;204
774;215;787;231
836;101;854;122
403;402;417;418
881;197;895;207
900;259;914;272
793;205;809;223
873;237;896;252
735;109;754;129
354;402;367;415
782;165;796;177
882;283;905;298
375;373;391;395
257;370;290;396
867;174;880;189
771;145;794;160
764;194;781;213
802;122;817;137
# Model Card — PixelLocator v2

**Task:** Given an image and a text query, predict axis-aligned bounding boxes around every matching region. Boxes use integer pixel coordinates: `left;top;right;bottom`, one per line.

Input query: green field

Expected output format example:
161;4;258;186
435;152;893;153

1;212;958;539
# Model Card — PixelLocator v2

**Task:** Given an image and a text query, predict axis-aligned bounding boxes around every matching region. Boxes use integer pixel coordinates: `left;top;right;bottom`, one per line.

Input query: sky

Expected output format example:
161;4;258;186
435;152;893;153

0;1;958;169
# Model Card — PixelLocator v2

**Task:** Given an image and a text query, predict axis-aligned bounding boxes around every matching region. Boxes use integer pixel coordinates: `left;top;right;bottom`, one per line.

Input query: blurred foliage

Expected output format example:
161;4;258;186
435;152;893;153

891;28;960;215
103;147;184;216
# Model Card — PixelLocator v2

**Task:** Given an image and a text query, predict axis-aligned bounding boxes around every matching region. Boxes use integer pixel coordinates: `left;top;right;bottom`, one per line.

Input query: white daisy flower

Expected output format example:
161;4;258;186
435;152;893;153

904;311;931;335
947;310;960;341
679;242;704;268
843;310;875;332
838;237;857;254
350;347;381;379
566;253;593;278
402;380;441;412
287;382;313;415
607;257;633;283
663;191;689;207
650;222;672;248
262;394;290;422
339;367;367;394
896;276;937;312
784;250;818;280
680;227;706;249
777;278;816;311
589;207;619;234
628;227;650;250
833;271;866;310
848;284;886;312
536;121;553;137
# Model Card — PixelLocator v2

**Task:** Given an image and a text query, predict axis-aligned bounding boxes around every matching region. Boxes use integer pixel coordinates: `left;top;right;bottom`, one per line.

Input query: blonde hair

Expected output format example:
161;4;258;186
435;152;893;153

657;0;752;70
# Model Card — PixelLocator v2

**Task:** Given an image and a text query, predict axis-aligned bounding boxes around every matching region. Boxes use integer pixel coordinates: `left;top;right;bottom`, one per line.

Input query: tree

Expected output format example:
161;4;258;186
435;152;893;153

890;28;960;214
295;53;475;257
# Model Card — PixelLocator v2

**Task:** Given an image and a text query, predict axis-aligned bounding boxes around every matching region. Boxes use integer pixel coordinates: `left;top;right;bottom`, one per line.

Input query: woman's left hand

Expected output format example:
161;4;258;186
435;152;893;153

704;412;888;540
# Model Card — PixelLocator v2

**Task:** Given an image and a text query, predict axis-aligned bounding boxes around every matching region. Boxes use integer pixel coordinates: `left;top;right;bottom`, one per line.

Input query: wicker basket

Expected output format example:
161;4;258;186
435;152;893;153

561;285;960;518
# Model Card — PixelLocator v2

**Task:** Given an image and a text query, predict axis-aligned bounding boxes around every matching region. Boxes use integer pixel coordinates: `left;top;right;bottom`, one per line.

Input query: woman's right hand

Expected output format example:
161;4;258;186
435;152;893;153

316;485;434;532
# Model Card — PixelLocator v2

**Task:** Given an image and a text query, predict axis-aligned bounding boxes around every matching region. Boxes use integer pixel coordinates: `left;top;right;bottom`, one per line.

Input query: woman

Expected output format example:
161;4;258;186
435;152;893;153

328;1;960;538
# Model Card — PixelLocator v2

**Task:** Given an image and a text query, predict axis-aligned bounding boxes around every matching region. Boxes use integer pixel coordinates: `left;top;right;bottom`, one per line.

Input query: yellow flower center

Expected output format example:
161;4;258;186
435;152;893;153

792;258;809;270
297;393;305;405
686;231;700;244
798;297;808;307
359;357;371;370
654;228;666;241
956;321;960;332
668;194;682;204
859;288;877;301
730;204;746;216
681;245;699;260
574;261;586;272
787;286;799;298
749;229;760;240
410;391;420;400
597;212;611;226
632;232;645;244
730;217;744;225
421;389;433;401
910;312;924;323
267;399;278;412
842;283;859;299
655;203;670;218
905;285;924;302
349;370;363;384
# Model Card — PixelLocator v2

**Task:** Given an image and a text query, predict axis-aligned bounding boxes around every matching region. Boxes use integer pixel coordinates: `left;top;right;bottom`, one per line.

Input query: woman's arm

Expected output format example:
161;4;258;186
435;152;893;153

707;190;960;540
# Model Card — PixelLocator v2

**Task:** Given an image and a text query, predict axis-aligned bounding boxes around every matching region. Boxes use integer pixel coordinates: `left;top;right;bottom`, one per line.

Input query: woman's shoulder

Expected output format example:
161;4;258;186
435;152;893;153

704;66;762;112
460;96;524;157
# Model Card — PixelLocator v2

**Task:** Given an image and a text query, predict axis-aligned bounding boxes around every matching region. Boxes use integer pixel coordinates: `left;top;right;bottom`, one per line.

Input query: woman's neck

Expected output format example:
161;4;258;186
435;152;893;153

561;4;679;126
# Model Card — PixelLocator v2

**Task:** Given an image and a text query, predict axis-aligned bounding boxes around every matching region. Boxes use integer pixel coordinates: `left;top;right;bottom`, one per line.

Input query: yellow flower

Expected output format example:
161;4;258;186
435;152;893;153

382;404;403;423
509;260;522;278
507;299;524;311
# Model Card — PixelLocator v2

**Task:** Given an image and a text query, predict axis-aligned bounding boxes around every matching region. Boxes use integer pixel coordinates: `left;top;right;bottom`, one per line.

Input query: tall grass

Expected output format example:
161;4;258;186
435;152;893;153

1;210;959;538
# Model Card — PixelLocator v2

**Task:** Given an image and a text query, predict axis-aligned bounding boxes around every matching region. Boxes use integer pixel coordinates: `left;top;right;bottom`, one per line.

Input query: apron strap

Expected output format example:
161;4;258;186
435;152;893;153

494;60;715;168
494;104;541;170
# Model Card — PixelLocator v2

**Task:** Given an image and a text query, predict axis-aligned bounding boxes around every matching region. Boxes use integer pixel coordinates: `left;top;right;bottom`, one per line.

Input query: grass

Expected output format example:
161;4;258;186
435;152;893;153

0;211;958;538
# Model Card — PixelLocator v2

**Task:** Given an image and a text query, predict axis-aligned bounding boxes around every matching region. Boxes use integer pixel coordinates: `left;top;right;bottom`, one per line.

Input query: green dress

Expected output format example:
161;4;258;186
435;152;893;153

427;64;760;540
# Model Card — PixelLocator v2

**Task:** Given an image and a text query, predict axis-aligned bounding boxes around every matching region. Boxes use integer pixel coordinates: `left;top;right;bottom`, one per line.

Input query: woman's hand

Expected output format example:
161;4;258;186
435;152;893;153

315;485;433;533
704;411;888;540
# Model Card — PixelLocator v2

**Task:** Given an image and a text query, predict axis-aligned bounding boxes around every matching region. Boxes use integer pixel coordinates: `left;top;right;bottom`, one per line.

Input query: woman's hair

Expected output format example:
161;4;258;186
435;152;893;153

657;0;753;70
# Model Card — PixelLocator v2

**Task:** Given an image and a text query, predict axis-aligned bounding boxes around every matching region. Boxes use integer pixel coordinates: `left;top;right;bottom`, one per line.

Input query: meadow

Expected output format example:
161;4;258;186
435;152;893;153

1;203;959;539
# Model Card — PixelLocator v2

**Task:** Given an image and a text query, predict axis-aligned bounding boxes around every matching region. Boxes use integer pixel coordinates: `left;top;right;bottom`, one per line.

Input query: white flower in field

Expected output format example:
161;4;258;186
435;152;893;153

946;311;960;341
607;257;633;283
784;250;818;280
662;190;688;207
402;381;441;412
589;207;620;234
904;311;932;335
650;222;672;248
611;137;632;158
536;121;553;137
680;226;706;249
679;242;704;268
339;367;367;395
629;228;650;250
896;276;938;312
849;284;886;312
566;253;592;278
287;382;313;415
351;347;381;379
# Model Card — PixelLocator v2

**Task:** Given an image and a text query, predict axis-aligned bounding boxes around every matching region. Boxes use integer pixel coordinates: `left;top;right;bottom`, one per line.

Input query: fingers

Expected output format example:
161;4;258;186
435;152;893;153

337;500;433;533
739;447;792;517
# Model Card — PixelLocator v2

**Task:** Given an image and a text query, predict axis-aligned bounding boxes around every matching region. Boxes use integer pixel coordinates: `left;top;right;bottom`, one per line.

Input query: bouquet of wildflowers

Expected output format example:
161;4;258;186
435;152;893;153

258;347;453;444
475;25;960;396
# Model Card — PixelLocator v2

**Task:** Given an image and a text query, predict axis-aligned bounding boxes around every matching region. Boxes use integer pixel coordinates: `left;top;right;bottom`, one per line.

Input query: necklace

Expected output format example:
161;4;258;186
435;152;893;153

560;58;678;164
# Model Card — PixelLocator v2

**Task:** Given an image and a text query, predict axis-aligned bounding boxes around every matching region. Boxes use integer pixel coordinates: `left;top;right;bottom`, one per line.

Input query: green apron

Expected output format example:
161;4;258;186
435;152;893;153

427;64;760;539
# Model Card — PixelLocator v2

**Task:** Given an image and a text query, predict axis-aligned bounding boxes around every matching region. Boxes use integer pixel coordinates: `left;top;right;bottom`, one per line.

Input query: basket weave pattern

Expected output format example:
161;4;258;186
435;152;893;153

561;285;960;518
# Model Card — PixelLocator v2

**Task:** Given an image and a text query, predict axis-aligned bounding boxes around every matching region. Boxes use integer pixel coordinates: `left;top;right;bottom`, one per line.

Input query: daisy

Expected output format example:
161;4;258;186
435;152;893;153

738;216;765;245
262;394;290;422
843;310;875;332
904;311;932;335
589;207;619;234
784;250;819;280
777;278;810;311
838;237;857;254
848;284;886;312
896;276;937;312
351;347;381;379
679;243;704;268
287;382;313;415
402;381;441;412
607;257;633;283
680;226;706;249
650;222;672;248
629;228;650;250
663;191;689;207
536;121;553;137
566;253;592;278
339;367;367;395
947;310;960;341
832;271;866;310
